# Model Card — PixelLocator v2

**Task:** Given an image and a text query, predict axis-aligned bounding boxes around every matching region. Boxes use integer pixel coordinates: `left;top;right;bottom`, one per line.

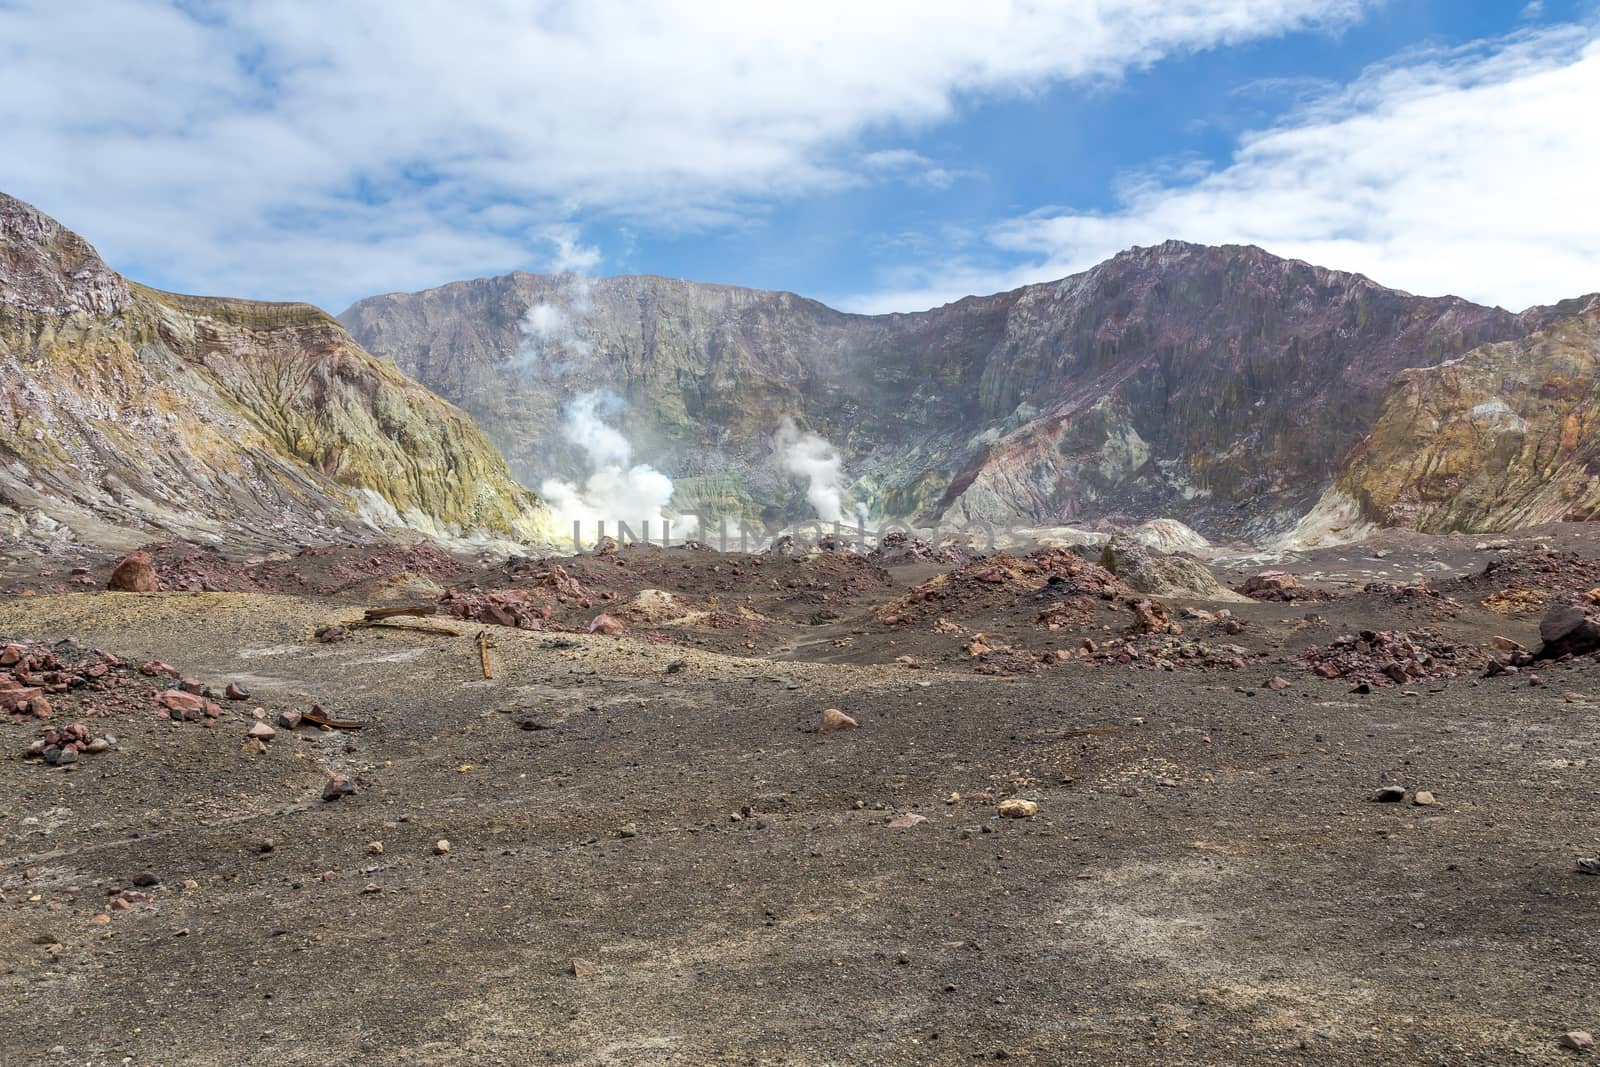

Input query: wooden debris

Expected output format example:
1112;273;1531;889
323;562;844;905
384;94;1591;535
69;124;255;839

362;603;440;620
302;706;369;731
478;630;492;679
350;618;462;637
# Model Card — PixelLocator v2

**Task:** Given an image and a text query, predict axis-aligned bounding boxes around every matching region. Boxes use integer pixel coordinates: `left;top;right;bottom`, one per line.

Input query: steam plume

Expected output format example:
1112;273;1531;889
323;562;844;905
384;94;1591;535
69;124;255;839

539;391;692;538
773;418;855;524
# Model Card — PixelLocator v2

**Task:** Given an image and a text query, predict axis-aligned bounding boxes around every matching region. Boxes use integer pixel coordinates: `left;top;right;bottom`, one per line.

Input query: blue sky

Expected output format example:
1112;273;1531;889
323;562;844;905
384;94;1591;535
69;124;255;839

2;1;1598;313
650;0;1598;307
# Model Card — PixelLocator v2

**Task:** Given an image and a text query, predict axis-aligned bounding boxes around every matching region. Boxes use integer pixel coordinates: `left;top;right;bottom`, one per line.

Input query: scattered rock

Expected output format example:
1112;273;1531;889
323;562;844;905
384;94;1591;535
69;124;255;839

106;550;159;593
998;798;1038;819
246;722;276;741
818;708;858;734
1560;1031;1595;1052
587;613;624;636
1266;676;1290;690
1576;858;1600;876
322;775;356;802
368;841;384;855
1307;628;1480;687
434;839;451;855
156;689;219;721
617;823;638;839
1373;786;1406;803
1413;790;1437;806
276;710;303;729
225;683;250;700
885;813;926;829
131;871;160;887
571;957;597;978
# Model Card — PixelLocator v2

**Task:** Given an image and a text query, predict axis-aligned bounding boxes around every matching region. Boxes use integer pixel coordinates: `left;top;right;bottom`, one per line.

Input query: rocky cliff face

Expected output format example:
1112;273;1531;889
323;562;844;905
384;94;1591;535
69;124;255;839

342;243;1571;541
0;193;551;551
1292;298;1600;543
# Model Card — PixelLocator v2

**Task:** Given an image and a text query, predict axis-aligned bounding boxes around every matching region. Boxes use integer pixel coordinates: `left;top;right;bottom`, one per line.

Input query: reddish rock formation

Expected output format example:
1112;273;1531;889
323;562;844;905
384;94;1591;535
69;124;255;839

106;551;158;592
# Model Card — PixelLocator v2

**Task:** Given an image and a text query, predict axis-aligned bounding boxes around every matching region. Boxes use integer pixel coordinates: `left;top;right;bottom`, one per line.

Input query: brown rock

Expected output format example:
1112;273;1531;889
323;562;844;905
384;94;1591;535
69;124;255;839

1561;1031;1595;1052
0;643;23;666
998;798;1038;819
139;660;180;678
106;551;158;592
155;690;204;714
276;710;303;729
818;708;858;734
570;957;597;978
224;683;250;700
1266;676;1291;690
1;687;44;714
1237;570;1304;601
322;775;356;801
1412;790;1437;806
587;613;624;636
246;722;276;741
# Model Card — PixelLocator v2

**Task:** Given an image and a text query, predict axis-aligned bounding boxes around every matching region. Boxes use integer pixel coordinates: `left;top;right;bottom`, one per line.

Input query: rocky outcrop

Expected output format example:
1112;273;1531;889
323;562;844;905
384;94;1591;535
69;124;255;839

342;244;1576;541
0;192;552;550
1292;300;1600;544
1098;533;1248;602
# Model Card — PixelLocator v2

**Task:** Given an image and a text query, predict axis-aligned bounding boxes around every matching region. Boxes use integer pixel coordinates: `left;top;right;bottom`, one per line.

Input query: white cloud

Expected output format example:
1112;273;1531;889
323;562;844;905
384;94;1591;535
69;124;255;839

862;149;958;189
0;0;1371;308
847;25;1600;314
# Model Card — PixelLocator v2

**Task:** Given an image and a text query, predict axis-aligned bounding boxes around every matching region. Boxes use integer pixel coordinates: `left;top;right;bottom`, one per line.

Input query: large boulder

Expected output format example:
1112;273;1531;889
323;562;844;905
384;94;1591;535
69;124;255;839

1098;534;1248;603
106;550;158;592
1537;599;1600;659
1237;570;1305;601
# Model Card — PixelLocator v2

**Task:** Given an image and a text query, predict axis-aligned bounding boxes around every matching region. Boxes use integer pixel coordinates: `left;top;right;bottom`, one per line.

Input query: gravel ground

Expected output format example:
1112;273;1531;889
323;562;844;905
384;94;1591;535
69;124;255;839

1;532;1598;1065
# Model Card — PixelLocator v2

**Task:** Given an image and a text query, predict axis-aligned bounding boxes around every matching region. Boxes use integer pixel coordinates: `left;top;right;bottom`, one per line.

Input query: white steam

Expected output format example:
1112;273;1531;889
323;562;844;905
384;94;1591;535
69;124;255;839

517;274;594;371
774;418;860;524
540;391;692;537
516;226;601;373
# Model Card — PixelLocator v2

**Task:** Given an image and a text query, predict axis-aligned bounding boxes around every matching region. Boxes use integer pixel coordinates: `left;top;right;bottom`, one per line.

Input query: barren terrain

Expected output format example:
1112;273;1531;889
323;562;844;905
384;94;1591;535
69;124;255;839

2;528;1599;1065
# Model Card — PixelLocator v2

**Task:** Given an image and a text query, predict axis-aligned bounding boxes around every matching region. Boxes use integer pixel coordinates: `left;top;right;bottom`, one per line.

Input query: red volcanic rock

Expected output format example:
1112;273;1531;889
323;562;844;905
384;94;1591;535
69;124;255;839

1237;571;1304;601
107;551;159;592
155;689;219;720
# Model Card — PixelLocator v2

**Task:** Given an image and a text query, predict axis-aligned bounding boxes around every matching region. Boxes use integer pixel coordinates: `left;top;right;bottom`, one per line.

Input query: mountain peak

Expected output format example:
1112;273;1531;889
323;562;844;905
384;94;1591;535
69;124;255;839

0;192;129;317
